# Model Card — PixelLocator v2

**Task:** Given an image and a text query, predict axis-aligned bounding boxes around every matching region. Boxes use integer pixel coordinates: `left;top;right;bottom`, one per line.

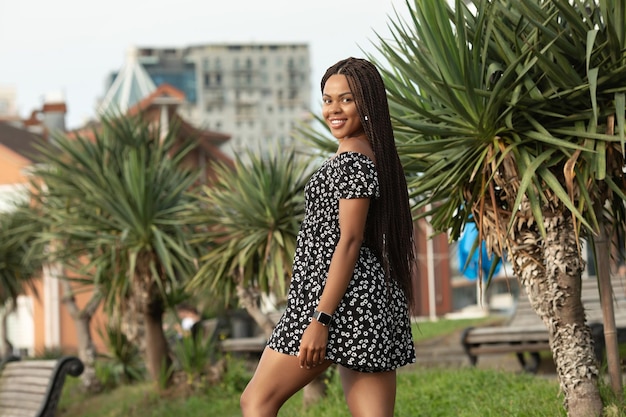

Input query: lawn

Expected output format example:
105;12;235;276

59;365;570;417
56;317;623;417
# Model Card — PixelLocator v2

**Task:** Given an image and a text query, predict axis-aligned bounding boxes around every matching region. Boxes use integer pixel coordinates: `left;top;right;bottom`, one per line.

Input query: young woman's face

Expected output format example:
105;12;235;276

322;74;365;140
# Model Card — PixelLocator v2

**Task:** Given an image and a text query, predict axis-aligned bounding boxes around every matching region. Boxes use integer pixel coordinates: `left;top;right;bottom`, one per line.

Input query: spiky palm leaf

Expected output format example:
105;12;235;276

0;203;41;304
29;115;200;308
377;0;626;250
187;148;312;301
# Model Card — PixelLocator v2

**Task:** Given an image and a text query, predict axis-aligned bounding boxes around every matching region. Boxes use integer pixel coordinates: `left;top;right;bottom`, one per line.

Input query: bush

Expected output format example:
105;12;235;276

169;334;219;392
97;322;145;390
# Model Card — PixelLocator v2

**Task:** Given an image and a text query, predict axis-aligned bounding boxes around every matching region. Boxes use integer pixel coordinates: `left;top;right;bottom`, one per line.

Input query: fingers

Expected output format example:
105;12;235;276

297;346;327;369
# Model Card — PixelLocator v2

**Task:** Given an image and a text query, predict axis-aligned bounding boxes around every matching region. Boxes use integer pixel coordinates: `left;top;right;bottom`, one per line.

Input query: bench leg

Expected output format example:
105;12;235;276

515;352;541;373
460;327;478;366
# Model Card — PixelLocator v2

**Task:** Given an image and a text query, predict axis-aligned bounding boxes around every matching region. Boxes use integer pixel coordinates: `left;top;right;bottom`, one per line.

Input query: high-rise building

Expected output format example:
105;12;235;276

104;44;311;156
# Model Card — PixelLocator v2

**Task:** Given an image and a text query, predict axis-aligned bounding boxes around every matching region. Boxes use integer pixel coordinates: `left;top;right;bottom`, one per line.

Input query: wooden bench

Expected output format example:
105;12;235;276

219;311;283;355
0;356;84;417
461;277;626;372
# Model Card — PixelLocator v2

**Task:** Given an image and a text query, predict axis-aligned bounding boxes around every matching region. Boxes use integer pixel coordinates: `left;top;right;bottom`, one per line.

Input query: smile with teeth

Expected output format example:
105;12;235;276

329;119;346;127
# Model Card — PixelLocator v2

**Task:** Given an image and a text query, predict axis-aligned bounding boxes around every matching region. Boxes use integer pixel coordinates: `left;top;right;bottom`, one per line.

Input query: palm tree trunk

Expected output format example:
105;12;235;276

0;300;13;358
132;257;171;385
60;278;102;393
594;208;623;401
143;306;171;384
235;282;276;338
119;298;145;355
510;214;603;416
303;372;328;407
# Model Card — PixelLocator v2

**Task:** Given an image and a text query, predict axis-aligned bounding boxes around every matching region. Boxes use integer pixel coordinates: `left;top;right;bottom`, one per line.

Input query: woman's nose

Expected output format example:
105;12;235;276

329;103;341;114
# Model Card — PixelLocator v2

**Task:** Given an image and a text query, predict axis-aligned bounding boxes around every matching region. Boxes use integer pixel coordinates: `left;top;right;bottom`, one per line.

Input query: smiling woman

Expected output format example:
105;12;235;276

240;57;416;417
322;75;367;143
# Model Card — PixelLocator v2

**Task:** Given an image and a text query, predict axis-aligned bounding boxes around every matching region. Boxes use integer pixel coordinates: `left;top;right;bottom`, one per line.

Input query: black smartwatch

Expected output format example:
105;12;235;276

313;309;332;326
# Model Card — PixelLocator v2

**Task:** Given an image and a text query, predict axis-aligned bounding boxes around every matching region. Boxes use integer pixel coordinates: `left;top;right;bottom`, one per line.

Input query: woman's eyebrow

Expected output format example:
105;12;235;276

322;92;353;97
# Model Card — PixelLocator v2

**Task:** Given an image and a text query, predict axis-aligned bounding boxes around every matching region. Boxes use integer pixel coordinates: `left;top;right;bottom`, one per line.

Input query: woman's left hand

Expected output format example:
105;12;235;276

297;321;329;369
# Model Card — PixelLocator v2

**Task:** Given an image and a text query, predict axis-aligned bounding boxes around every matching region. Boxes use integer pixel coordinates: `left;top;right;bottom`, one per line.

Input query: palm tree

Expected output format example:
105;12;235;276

187;147;312;336
0;204;40;357
186;146;332;404
370;0;626;415
29;115;201;384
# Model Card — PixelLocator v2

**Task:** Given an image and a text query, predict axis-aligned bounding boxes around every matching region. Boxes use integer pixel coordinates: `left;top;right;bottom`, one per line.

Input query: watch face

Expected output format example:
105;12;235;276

315;310;332;326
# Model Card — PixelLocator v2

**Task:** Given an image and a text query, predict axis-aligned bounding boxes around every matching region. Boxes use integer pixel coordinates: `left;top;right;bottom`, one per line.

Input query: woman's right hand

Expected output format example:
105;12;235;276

297;321;329;369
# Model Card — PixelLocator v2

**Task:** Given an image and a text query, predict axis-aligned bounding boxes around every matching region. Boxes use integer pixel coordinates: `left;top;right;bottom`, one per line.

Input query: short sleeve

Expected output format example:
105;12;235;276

334;152;380;199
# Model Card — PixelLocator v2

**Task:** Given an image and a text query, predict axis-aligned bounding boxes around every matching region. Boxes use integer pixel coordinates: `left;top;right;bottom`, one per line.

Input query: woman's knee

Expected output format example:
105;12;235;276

239;387;252;414
240;384;275;417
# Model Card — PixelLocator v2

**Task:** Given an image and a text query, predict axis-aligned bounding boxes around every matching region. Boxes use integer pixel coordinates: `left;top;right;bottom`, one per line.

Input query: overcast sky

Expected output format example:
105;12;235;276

0;0;413;129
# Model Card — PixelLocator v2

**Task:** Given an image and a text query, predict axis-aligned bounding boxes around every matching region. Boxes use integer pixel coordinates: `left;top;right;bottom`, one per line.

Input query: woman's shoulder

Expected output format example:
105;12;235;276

336;136;376;163
333;151;376;167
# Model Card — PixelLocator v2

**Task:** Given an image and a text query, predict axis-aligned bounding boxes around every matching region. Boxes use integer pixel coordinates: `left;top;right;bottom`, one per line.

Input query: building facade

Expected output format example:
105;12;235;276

106;44;311;156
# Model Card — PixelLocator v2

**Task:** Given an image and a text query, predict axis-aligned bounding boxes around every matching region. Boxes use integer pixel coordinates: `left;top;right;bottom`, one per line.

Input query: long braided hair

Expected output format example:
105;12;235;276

321;57;415;304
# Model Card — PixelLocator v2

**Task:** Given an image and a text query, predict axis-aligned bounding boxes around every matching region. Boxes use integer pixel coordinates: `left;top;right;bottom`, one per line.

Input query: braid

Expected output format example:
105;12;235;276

321;58;415;303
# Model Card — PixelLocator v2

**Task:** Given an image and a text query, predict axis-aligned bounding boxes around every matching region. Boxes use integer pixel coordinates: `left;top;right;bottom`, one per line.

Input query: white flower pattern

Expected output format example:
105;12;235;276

267;152;416;372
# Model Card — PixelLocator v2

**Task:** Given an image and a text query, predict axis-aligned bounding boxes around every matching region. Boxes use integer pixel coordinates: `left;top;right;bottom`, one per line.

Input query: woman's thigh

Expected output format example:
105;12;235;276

241;347;332;417
338;366;397;417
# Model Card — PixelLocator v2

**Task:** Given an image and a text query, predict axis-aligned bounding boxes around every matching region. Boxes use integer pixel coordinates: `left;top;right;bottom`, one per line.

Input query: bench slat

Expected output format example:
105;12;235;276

0;408;39;417
0;396;43;410
0;375;54;387
0;356;84;417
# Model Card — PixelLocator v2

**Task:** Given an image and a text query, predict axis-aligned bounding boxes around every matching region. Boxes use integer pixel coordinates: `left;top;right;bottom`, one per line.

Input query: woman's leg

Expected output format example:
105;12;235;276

338;366;396;417
240;347;332;417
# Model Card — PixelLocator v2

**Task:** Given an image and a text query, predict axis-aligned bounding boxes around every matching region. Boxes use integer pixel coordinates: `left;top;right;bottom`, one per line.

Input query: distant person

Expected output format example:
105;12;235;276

240;57;416;417
175;303;201;340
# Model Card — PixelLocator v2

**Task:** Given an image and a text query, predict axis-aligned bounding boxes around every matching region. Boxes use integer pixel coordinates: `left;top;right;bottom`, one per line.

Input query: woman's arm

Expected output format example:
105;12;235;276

298;196;370;369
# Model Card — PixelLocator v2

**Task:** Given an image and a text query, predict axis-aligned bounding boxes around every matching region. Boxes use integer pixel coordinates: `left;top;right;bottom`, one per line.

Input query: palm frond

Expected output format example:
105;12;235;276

370;0;626;254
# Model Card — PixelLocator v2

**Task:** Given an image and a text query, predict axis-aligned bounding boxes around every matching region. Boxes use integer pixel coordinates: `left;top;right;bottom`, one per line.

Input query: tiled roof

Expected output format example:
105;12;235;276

0;121;43;162
73;83;232;168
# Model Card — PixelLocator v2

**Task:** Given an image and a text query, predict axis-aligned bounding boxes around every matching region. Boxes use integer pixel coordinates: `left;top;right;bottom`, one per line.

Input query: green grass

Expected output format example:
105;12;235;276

411;317;503;342
59;366;566;417
57;317;622;417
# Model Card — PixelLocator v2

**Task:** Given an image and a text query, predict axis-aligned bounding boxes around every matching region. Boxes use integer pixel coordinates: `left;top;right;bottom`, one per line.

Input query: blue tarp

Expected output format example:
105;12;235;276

458;222;502;281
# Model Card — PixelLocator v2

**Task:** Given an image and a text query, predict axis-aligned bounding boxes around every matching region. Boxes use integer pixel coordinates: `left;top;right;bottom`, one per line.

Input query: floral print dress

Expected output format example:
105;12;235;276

267;151;416;372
